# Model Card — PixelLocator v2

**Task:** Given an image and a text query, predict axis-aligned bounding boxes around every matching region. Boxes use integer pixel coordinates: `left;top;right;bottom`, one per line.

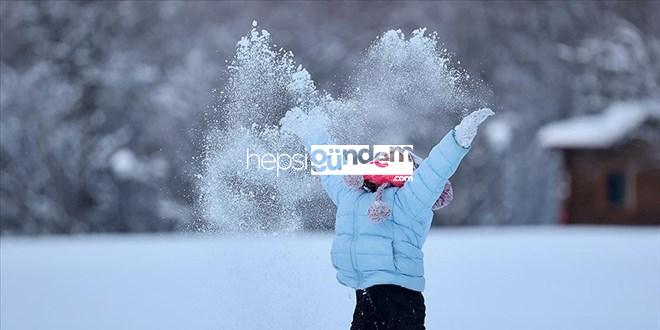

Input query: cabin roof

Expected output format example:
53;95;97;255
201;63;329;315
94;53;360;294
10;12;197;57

538;100;660;149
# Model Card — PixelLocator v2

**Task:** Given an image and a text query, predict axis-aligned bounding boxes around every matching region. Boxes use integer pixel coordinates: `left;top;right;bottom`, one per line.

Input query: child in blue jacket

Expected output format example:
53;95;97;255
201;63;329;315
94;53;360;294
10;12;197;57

281;108;493;329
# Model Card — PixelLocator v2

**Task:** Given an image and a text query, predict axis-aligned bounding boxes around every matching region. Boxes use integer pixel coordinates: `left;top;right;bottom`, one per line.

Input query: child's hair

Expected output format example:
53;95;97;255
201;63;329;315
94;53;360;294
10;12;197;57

363;180;379;193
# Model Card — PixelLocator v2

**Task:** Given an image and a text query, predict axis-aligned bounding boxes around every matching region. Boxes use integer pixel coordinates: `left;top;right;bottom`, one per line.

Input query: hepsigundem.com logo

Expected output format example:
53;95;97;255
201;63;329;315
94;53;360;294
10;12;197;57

246;145;414;179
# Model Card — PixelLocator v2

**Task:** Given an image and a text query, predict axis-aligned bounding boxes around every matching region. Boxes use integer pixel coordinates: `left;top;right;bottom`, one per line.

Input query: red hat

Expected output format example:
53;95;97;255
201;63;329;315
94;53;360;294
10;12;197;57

362;174;407;187
361;153;419;188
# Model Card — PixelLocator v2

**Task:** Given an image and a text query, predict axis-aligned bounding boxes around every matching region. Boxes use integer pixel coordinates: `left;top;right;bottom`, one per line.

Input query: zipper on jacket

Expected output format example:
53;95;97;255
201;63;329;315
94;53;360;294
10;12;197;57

350;196;361;287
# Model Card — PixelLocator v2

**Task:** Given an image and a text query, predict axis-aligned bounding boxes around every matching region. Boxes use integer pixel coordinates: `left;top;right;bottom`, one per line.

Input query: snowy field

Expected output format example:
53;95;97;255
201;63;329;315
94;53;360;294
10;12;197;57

1;227;659;330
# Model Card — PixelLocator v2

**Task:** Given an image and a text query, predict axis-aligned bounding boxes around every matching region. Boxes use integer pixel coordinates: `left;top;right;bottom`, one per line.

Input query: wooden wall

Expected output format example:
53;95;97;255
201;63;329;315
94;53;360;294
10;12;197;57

563;140;660;225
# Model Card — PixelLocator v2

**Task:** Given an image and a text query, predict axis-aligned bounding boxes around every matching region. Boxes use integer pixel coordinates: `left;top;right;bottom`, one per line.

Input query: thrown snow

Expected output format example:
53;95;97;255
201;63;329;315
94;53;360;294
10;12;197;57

538;100;660;149
2;227;659;330
199;22;489;232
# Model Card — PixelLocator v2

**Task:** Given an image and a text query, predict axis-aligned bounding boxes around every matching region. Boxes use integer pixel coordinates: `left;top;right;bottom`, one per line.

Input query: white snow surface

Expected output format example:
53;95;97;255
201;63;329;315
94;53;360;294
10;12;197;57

2;227;659;330
537;100;660;149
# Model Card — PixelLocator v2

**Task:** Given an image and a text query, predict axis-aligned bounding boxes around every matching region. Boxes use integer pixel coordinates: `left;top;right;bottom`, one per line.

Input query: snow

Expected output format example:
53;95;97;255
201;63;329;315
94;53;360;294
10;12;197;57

537;100;660;149
110;148;169;182
110;148;139;178
484;117;513;151
2;227;659;330
201;22;328;232
201;25;486;232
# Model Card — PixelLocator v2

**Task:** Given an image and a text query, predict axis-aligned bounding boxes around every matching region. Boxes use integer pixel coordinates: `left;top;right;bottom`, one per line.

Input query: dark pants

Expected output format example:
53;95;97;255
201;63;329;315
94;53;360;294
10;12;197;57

350;284;426;330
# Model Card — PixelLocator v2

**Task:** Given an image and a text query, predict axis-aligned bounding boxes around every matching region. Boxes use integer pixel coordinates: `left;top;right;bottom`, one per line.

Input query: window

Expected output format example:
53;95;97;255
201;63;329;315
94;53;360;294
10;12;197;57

606;171;626;207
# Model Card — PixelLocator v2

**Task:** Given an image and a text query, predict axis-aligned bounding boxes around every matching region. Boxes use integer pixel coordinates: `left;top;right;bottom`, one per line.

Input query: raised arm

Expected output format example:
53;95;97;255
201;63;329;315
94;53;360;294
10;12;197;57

395;108;494;217
280;108;360;205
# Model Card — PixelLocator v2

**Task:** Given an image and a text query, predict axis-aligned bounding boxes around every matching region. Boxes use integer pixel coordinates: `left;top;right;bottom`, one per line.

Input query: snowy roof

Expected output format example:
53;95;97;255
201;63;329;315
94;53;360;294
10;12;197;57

538;100;660;149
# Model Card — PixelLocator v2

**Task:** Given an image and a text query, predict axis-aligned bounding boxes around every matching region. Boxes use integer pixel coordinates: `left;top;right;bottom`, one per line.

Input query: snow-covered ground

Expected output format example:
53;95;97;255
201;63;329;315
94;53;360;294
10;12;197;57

1;227;659;330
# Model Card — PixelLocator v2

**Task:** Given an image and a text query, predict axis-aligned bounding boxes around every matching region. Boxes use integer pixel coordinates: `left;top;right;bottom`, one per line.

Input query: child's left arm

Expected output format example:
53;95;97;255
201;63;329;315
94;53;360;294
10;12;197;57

395;108;493;220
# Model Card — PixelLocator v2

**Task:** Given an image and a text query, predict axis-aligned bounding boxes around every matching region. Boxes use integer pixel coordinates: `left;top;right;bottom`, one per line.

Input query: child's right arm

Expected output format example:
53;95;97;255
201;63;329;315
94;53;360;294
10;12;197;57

280;108;360;205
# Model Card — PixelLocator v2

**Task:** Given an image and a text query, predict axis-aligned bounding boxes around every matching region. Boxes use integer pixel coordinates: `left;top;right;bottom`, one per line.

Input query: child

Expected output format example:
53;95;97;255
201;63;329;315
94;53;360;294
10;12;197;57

281;108;494;329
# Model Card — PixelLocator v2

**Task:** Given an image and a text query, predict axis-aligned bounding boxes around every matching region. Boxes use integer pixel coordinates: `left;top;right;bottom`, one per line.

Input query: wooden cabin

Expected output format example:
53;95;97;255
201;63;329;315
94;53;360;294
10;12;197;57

538;101;660;225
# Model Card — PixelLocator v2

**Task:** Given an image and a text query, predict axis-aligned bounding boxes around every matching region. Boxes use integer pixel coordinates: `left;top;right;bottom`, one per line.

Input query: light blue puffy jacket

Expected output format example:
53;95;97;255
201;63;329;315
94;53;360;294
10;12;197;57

307;129;470;292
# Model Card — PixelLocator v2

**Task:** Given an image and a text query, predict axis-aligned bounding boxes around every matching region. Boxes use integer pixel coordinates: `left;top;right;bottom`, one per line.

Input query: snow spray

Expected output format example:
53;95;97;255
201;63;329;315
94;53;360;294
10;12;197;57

198;21;488;232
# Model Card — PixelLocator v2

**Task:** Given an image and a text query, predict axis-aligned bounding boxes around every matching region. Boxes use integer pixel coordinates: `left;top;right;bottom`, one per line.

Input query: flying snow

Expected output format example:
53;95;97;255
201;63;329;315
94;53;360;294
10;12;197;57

199;22;489;232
